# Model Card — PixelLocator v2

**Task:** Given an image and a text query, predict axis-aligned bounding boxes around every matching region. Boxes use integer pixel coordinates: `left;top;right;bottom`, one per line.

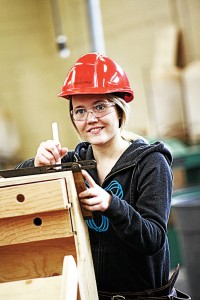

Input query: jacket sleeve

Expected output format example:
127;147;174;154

16;158;35;168
103;152;173;255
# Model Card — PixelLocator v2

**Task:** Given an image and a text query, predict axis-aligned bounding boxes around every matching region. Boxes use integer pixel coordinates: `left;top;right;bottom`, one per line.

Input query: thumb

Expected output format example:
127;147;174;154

81;170;96;187
59;147;68;158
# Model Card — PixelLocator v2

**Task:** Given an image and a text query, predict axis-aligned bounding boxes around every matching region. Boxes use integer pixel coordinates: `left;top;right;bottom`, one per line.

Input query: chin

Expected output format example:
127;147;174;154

88;137;107;145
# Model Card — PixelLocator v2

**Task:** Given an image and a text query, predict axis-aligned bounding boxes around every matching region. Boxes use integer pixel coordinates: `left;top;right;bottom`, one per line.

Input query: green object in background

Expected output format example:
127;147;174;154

167;225;183;269
148;137;200;186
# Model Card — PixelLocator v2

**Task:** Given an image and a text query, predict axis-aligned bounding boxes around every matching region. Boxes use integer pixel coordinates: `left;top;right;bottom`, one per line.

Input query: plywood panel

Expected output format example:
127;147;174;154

0;276;62;300
0;210;73;246
0;178;69;218
0;237;76;283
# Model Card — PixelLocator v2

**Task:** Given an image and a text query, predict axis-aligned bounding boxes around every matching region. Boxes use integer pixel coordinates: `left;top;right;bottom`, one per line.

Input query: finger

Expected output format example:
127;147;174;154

39;146;56;161
81;196;100;206
81;203;99;211
81;190;112;212
79;187;96;199
35;153;56;166
81;170;96;187
81;200;106;212
59;147;68;158
35;140;60;166
37;147;57;165
80;197;102;212
44;140;61;161
35;148;55;166
41;140;62;163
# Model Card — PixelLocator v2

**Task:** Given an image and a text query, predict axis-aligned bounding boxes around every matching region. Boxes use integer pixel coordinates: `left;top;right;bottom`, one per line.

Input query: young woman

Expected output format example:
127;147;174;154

17;53;181;299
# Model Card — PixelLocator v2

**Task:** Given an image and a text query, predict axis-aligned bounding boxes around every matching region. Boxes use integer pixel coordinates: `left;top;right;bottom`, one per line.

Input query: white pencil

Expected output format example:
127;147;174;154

52;122;61;166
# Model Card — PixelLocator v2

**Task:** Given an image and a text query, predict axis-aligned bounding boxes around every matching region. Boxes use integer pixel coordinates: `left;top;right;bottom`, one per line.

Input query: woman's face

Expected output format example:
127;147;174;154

71;94;121;146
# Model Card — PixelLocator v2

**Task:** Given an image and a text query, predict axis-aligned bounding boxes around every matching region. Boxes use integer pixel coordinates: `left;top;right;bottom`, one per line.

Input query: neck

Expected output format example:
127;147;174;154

92;135;130;163
91;134;130;185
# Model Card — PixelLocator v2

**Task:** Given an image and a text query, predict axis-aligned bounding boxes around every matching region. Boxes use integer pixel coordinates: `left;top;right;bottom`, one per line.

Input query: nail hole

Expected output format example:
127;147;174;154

33;217;42;226
16;194;25;202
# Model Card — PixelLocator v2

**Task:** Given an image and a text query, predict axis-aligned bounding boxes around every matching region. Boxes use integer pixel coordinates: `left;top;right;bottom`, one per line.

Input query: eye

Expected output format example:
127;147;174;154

74;108;86;115
94;102;107;112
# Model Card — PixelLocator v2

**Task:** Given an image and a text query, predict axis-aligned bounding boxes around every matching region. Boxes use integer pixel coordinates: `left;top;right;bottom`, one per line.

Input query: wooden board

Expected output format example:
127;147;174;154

0;178;69;218
0;275;62;300
0;237;76;283
0;210;73;246
0;256;78;300
67;172;98;300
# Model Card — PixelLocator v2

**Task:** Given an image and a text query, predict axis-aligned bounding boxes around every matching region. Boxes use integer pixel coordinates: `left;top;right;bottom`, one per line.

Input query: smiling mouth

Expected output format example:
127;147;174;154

88;127;104;133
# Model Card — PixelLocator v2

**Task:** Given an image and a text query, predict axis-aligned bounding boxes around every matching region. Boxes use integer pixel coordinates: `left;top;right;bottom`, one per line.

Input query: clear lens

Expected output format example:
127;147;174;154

71;102;115;121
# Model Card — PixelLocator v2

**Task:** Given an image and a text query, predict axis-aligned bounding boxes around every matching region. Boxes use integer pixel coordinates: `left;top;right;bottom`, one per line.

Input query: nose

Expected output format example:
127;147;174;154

86;111;98;122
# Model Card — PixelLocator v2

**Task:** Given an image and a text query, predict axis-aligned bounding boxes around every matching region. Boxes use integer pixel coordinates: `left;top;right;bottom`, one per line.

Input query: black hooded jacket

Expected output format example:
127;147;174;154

17;138;173;293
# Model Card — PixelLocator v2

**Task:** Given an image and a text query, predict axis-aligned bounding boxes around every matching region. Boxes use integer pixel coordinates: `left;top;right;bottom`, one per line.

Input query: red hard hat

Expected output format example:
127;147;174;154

58;53;134;103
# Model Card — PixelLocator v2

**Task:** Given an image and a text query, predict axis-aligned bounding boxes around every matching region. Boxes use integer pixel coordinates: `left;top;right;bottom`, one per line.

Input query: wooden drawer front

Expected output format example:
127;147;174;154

0;178;69;218
0;210;73;246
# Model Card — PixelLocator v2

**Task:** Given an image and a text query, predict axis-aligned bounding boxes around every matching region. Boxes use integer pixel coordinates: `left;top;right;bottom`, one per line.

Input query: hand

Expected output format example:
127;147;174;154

34;140;68;167
79;170;112;212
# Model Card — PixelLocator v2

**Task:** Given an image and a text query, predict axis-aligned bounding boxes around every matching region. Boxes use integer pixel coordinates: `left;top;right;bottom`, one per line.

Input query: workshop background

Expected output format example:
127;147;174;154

0;1;200;298
0;0;200;163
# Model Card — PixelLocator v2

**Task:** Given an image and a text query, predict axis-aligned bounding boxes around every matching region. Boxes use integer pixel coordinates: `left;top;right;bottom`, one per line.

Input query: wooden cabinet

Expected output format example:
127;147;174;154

0;171;98;300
